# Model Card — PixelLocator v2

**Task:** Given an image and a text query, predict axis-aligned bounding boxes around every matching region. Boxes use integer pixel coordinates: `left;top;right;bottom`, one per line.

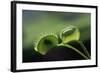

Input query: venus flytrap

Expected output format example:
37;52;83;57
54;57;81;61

59;26;90;59
34;26;90;59
60;26;80;43
34;34;58;55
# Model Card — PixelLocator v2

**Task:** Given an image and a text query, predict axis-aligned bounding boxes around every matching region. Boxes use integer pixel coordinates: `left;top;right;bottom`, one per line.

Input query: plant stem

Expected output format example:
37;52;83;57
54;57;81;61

76;41;90;59
57;43;89;59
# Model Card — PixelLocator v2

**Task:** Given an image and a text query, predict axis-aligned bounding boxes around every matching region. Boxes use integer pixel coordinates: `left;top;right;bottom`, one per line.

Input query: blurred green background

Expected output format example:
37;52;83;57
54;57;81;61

22;10;91;62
